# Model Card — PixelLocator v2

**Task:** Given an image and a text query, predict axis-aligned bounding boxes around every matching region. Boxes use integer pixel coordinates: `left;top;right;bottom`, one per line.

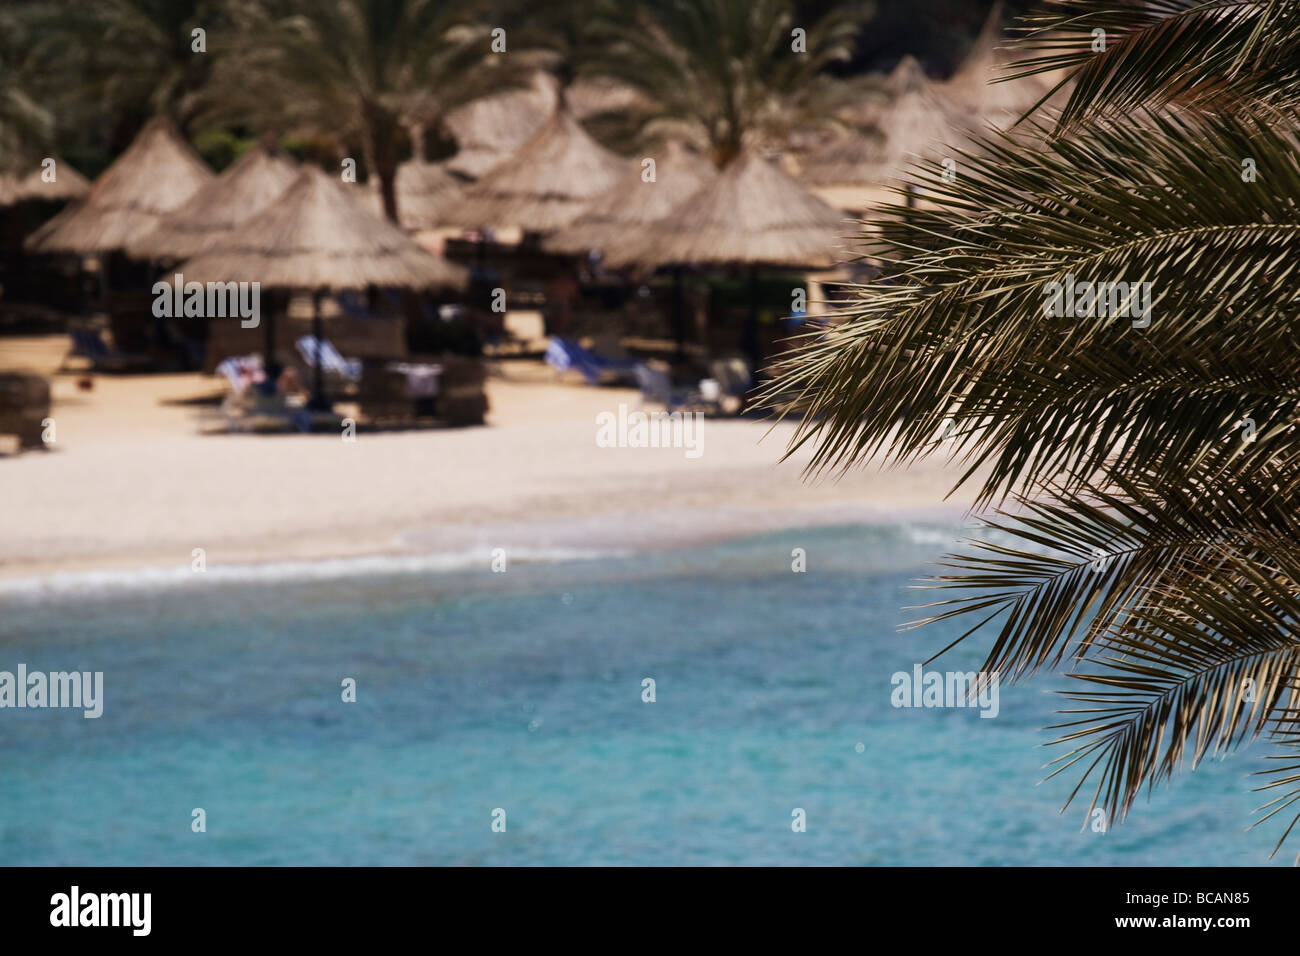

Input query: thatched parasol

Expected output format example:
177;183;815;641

792;56;976;214
879;78;977;174
942;3;1068;127
125;144;298;262
25;117;212;255
443;75;556;180
604;151;846;372
364;159;462;231
795;129;889;188
442;108;628;233
0;159;91;206
604;151;846;271
545;141;715;256
177;166;467;407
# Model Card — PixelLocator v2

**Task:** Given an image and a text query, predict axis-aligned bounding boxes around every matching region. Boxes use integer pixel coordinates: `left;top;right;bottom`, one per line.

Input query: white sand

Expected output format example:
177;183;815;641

0;335;977;582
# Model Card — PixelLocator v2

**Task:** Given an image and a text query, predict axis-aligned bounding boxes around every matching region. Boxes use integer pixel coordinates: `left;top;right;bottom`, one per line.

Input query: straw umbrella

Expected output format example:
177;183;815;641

605;151;845;372
545;141;715;256
443;75;556;180
364;159;462;232
876;70;977;187
941;2;1063;127
125;144;298;261
789;129;892;213
793;56;976;215
177;166;468;409
0;160;91;206
443;108;628;233
606;151;845;271
25;117;212;256
545;141;715;356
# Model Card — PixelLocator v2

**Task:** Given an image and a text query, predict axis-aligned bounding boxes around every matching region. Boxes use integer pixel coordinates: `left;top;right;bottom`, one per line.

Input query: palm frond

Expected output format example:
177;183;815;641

761;109;1300;507
1005;0;1300;129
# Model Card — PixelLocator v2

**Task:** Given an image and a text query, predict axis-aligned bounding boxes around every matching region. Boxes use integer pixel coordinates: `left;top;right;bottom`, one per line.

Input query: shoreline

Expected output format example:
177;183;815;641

0;337;981;589
0;498;971;593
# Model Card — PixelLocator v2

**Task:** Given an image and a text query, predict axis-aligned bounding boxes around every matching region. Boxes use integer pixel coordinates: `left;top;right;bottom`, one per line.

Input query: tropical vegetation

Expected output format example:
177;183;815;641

766;0;1300;859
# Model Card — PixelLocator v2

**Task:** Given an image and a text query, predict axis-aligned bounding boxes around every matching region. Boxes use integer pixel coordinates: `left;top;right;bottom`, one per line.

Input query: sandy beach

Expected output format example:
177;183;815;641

0;334;974;583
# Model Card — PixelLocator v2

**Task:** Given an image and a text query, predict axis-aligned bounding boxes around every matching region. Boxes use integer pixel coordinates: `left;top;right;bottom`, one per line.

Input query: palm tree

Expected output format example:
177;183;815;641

0;7;53;160
214;0;530;223
764;0;1300;860
26;0;220;146
582;0;871;168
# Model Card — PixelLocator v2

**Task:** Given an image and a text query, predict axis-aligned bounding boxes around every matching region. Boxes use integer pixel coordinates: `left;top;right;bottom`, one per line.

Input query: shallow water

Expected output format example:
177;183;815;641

0;523;1285;865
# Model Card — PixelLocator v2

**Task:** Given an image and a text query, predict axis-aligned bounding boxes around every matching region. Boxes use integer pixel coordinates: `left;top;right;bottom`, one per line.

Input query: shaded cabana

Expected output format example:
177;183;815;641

604;151;846;373
176;166;468;409
443;108;628;234
872;60;978;181
125;144;298;262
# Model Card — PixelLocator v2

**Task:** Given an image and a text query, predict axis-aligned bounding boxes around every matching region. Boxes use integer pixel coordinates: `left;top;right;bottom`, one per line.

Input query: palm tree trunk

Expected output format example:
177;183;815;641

671;266;686;360
364;101;402;224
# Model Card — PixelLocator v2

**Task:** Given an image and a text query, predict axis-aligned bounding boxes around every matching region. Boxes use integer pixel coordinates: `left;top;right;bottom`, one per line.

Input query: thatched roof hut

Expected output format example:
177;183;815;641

176;166;467;292
943;2;1062;126
443;75;556;180
125;144;298;261
0;159;91;206
604;151;846;271
545;142;715;256
443;108;628;233
787;54;975;210
25;117;212;255
879;75;978;171
795;129;889;187
365;160;462;231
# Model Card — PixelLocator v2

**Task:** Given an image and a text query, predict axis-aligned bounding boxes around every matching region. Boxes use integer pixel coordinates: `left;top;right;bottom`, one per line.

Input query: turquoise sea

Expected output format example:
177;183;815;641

0;523;1285;865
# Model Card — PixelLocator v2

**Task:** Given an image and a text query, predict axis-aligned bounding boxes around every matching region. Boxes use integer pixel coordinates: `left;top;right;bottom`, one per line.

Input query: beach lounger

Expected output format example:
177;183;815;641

544;337;636;386
295;335;362;382
707;357;753;413
632;362;709;413
214;354;264;395
62;326;151;373
214;386;340;434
